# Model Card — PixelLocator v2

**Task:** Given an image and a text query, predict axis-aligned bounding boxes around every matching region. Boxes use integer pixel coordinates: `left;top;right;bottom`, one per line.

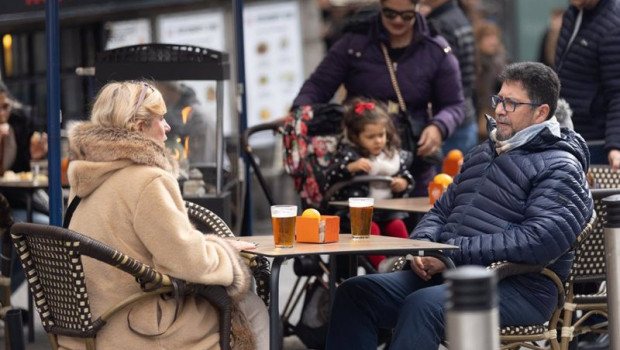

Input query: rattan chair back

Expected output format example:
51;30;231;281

589;165;620;189
10;223;180;350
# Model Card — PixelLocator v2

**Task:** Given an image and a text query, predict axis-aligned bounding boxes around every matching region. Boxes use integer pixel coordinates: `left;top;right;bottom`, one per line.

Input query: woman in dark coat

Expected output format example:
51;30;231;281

293;0;465;195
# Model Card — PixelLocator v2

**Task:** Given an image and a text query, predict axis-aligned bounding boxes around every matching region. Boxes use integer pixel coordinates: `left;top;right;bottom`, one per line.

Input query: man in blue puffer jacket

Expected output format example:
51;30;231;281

325;62;594;350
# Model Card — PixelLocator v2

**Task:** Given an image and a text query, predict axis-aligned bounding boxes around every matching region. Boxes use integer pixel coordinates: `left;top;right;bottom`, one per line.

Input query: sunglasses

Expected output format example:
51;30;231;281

382;7;416;21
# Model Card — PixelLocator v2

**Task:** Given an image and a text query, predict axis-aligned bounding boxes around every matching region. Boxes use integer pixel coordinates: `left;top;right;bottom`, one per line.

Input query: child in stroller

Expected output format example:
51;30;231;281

323;98;414;272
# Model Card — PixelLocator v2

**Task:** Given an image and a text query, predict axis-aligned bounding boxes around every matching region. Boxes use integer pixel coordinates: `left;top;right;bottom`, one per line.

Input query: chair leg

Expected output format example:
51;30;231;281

560;307;575;350
85;337;96;350
5;308;26;350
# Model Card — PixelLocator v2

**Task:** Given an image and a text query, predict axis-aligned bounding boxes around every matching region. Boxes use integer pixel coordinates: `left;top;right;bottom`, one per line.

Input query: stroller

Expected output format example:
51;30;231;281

242;104;407;349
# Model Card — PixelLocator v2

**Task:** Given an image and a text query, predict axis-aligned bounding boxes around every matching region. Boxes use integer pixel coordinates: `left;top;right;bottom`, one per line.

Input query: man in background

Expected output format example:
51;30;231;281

555;0;620;171
423;0;477;154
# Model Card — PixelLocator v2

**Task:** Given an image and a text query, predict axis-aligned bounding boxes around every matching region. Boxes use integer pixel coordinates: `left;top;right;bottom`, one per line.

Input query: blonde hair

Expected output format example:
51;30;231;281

90;81;167;131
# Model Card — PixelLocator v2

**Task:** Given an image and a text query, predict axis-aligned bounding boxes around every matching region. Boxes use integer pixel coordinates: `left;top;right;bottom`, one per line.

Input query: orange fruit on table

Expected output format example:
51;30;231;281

301;208;321;220
433;173;453;187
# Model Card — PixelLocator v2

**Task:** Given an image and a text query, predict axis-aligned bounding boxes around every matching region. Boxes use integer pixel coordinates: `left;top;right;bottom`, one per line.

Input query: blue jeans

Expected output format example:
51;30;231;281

325;270;551;350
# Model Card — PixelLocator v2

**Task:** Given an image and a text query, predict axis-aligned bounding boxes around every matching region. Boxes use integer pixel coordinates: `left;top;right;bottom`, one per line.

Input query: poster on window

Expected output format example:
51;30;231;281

243;1;304;146
105;19;152;50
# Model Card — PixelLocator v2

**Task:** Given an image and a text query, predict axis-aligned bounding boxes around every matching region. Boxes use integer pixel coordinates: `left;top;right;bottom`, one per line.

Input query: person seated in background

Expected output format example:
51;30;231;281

0;81;48;292
324;62;593;350
64;81;267;350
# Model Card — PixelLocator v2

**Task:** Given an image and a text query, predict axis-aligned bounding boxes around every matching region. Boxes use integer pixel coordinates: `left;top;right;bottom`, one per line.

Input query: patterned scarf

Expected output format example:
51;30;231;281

488;115;560;155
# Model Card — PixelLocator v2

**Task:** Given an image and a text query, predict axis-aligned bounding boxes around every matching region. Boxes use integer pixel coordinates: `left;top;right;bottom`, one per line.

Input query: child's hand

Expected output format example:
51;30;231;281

347;158;372;173
390;177;408;193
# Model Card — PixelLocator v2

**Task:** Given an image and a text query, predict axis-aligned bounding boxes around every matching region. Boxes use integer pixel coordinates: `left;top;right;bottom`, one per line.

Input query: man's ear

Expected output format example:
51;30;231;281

536;104;550;122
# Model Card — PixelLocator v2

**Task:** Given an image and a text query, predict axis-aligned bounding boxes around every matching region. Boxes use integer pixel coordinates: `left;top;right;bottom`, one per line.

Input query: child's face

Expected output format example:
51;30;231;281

358;122;387;156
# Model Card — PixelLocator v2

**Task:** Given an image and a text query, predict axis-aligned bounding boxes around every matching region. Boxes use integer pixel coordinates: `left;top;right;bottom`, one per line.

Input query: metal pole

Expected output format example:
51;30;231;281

603;194;620;350
46;0;62;227
233;0;252;236
6;308;26;350
445;266;499;350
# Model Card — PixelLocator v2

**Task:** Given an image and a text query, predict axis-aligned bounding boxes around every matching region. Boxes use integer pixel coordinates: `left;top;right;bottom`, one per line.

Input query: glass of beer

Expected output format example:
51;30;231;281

349;198;374;239
271;205;297;248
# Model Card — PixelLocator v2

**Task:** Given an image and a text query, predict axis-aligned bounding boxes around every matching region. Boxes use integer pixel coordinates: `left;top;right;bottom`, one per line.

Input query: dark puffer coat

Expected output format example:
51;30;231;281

412;119;593;314
555;0;620;151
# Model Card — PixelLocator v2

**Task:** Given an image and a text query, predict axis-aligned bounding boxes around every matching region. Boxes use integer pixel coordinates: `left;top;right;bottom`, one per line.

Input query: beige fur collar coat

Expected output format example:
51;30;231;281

60;122;252;350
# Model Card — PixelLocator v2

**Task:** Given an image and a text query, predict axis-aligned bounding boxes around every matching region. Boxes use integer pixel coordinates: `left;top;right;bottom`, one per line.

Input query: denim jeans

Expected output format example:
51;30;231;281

325;270;552;350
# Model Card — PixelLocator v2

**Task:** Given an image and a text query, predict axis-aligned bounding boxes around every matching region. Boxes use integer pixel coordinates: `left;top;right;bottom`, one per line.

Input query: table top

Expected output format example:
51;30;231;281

329;197;433;214
236;234;456;257
0;180;49;189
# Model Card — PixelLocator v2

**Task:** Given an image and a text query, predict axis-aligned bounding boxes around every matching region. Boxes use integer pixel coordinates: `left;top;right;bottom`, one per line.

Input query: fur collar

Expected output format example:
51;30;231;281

69;121;178;176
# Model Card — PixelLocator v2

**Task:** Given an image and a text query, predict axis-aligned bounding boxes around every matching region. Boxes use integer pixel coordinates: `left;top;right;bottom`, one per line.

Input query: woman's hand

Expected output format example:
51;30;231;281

410;256;447;281
227;239;258;252
347;158;372;173
416;125;442;157
30;132;48;160
390;176;408;193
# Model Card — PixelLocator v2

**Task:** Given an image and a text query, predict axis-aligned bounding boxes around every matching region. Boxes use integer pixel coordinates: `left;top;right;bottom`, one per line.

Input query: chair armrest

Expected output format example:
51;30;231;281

488;261;565;308
192;284;232;350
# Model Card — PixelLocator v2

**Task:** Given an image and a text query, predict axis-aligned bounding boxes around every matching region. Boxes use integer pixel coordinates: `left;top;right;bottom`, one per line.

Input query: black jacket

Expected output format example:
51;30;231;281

426;0;476;125
555;0;620;151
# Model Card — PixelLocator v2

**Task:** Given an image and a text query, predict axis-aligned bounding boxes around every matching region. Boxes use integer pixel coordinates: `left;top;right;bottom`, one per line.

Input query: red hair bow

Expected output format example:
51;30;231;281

354;101;375;115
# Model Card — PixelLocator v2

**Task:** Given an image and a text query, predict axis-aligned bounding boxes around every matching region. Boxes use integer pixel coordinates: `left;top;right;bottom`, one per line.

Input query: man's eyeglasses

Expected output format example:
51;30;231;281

0;103;10;111
491;95;542;112
382;7;416;21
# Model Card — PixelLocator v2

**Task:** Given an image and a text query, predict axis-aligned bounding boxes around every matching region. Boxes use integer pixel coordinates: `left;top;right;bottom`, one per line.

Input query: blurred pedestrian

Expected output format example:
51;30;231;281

423;0;477;155
555;0;620;170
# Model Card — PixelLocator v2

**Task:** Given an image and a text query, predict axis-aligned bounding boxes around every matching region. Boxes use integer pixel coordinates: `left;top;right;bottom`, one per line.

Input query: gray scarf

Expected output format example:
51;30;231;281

488;115;561;155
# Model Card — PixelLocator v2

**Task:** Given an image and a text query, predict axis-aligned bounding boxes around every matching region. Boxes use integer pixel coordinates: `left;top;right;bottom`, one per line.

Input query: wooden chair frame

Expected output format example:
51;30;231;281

492;212;597;350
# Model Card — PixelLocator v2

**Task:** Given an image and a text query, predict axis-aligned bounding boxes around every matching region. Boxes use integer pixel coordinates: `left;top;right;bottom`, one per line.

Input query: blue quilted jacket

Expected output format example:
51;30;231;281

412;119;594;314
555;0;620;151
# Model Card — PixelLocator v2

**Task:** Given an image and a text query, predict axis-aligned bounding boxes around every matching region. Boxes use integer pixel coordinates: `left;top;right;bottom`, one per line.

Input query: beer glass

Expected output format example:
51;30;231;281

349;198;374;239
271;205;297;248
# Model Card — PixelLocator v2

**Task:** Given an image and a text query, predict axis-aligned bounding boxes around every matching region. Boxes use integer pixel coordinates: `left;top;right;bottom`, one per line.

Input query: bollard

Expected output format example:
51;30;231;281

445;266;499;350
6;308;26;350
603;194;620;350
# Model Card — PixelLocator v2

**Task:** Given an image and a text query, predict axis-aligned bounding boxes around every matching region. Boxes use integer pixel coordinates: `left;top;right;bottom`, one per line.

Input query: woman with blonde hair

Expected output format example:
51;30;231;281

64;81;267;350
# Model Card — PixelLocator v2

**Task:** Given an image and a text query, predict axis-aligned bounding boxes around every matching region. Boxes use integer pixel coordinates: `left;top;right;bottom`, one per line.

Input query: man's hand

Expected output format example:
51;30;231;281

410;256;447;281
390;176;408;193
347;158;372;173
609;149;620;171
417;124;442;157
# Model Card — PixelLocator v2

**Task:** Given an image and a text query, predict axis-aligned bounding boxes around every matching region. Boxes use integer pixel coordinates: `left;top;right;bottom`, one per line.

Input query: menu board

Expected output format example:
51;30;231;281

157;10;233;138
243;1;304;145
104;19;152;50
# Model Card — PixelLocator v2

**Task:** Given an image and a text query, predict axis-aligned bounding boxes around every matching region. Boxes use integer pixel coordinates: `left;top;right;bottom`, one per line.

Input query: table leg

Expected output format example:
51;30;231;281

269;257;286;350
329;256;337;309
25;193;34;343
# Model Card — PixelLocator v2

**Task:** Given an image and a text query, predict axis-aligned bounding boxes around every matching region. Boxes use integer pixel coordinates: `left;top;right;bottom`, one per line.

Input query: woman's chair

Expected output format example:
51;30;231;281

10;222;234;350
185;200;271;307
559;188;620;349
589;165;620;189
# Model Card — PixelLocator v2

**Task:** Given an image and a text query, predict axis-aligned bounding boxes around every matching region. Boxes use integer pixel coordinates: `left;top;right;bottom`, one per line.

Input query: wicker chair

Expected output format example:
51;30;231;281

589;165;620;189
10;222;233;350
491;212;597;350
184;200;271;307
559;188;620;349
